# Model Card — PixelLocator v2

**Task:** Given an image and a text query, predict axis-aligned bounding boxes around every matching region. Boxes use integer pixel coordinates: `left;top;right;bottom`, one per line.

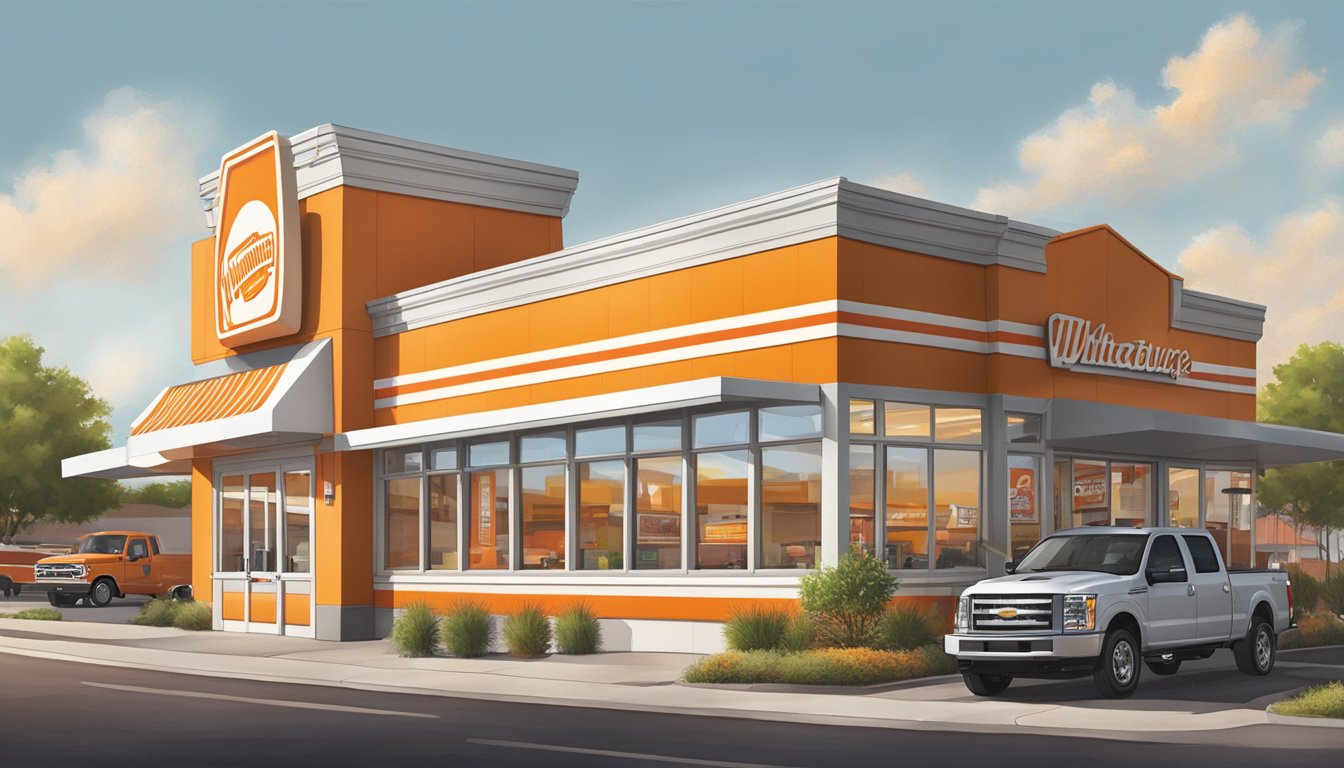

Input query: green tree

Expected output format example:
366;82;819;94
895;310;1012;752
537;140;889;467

1257;342;1344;575
121;480;192;508
0;336;121;543
798;549;897;648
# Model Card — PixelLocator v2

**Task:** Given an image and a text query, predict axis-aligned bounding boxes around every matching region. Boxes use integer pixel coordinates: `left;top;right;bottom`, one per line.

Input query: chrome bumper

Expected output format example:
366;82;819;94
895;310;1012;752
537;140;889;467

944;632;1104;659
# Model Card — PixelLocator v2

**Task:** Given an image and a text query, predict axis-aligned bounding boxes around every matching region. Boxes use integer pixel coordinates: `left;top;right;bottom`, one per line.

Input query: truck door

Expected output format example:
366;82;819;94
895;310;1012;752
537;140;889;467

124;537;153;593
1144;534;1196;648
1181;534;1233;643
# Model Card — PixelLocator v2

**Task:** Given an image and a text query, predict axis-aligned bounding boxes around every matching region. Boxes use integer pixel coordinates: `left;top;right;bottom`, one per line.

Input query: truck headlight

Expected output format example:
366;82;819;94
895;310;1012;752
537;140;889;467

1063;594;1096;632
955;596;970;633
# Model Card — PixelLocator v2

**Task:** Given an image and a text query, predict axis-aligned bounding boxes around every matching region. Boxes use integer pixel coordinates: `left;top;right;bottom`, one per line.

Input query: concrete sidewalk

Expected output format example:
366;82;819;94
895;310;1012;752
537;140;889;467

1;619;1340;743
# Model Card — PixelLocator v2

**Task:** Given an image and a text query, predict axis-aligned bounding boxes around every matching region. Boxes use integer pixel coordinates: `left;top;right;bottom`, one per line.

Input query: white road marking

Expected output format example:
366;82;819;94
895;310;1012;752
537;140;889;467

467;738;805;767
81;681;438;719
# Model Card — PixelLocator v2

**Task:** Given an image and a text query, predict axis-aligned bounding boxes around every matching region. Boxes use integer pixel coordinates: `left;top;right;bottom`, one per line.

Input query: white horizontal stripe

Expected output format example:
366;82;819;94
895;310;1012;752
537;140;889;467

1189;361;1257;379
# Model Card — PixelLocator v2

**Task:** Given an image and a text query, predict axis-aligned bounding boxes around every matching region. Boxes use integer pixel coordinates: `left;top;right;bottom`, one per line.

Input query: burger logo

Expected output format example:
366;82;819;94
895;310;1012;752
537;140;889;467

213;131;301;346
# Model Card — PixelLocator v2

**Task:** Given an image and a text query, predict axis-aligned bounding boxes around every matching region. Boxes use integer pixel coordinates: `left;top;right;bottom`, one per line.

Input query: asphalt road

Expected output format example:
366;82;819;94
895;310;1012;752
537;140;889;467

0;654;1338;768
0;590;149;623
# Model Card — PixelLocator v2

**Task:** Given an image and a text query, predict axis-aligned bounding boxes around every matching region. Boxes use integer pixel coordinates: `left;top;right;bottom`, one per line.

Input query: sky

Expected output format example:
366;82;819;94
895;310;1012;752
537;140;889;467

3;0;1344;449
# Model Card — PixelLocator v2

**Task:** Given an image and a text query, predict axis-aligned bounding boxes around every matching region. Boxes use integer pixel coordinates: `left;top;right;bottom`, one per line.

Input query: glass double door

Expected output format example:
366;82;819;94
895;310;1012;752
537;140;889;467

217;463;314;637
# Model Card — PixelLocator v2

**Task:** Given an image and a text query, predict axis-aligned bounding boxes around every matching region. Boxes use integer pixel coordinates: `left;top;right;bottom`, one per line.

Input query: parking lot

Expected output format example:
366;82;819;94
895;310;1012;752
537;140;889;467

0;590;150;624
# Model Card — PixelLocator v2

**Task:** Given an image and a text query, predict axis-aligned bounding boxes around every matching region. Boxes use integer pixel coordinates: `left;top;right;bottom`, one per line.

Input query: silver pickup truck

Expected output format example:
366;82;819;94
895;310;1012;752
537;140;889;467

944;527;1293;698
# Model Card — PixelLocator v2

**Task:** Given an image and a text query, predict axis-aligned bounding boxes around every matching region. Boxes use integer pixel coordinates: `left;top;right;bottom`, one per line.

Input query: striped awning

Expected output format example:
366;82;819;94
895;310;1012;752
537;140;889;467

131;364;287;436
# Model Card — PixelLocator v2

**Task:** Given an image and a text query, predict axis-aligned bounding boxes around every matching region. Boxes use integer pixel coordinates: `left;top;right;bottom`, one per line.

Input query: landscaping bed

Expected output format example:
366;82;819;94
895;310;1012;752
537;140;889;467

682;646;956;686
1270;682;1344;719
0;607;62;621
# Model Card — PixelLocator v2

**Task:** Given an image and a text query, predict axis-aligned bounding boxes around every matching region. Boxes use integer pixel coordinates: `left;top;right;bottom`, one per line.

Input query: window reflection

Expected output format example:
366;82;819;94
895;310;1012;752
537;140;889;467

521;464;566;569
695;450;749;569
578;460;624;570
761;444;821;568
635;456;682;569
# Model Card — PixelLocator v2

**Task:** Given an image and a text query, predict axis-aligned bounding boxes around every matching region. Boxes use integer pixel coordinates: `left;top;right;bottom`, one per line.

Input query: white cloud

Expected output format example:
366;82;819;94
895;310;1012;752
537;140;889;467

974;14;1319;216
0;87;202;288
1316;122;1344;167
1177;199;1344;384
867;172;928;198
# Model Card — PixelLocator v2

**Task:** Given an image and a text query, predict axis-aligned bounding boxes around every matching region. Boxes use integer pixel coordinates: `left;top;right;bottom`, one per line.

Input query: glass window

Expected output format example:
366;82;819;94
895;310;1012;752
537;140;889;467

468;469;510;570
693;411;750;449
1008;455;1041;561
695;450;749;569
1053;458;1071;534
576;425;625;457
429;443;457;471
578;460;625;570
384;447;423;475
1168;467;1200;528
849;398;876;435
521;464;566;569
383;476;420;570
885;446;929;570
520;431;566;464
1016;533;1146;575
1068;459;1109;528
934;449;981;568
1110;463;1153;528
1182;535;1222;574
634;455;682;569
151;537;161;556
1006;413;1042;444
428;474;458;570
1205;469;1254;569
250;473;277;572
759;405;822;442
634;420;682;453
469;440;510;467
220;474;244;572
884;402;930;441
1147;535;1185;576
129;538;148;559
848;445;876;555
935;408;982;445
761;443;821;568
283;471;311;574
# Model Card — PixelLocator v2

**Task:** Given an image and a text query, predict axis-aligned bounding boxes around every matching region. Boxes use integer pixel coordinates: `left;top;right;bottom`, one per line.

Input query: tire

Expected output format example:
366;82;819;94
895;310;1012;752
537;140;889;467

1233;618;1275;676
1145;658;1181;676
87;578;116;608
48;592;78;607
12;583;20;596
1094;628;1141;698
0;577;11;597
962;672;1013;696
47;591;60;606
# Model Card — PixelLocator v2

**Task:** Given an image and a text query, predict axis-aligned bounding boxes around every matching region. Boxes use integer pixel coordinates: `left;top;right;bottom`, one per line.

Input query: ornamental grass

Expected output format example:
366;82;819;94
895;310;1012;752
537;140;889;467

390;600;440;657
554;603;602;655
875;602;945;651
724;605;791;652
130;597;213;631
440;600;495;658
1271;681;1344;719
502;603;552;657
0;607;62;621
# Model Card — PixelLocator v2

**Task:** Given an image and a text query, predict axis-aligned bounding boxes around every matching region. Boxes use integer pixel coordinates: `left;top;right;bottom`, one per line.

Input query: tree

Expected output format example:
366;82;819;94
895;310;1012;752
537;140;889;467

120;479;192;508
798;548;897;648
0;336;121;543
1257;342;1344;576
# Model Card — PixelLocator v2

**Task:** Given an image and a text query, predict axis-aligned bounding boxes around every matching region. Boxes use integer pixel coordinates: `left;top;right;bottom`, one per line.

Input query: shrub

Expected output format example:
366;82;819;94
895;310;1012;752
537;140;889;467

1323;575;1344;616
131;598;181;627
682;645;955;686
555;603;602;655
502;603;552;657
172;601;213;631
876;602;943;651
798;549;897;648
1281;611;1344;649
441;600;495;658
390;601;440;657
0;607;62;621
1287;568;1323;617
724;605;790;652
778;612;815;653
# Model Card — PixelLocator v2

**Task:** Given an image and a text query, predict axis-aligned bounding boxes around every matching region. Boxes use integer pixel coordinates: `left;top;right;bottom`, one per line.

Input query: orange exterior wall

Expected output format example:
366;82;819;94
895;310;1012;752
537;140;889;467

190;458;213;602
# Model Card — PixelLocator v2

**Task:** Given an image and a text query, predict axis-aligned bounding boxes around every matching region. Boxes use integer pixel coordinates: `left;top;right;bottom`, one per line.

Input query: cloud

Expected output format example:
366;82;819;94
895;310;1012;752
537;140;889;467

1176;199;1344;384
867;172;928;198
0;87;202;289
1316;122;1344;167
974;14;1319;216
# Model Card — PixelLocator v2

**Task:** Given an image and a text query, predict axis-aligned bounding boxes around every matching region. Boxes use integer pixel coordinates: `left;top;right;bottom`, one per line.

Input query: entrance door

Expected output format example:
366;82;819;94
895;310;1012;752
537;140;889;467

216;462;314;637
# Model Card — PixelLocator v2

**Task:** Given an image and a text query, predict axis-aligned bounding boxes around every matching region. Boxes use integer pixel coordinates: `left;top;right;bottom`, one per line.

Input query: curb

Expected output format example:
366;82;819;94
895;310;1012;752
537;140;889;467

677;672;962;695
1265;709;1344;728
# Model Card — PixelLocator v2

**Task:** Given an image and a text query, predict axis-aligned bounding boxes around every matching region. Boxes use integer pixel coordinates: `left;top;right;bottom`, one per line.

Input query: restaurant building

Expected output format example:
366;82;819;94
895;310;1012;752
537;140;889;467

63;125;1344;649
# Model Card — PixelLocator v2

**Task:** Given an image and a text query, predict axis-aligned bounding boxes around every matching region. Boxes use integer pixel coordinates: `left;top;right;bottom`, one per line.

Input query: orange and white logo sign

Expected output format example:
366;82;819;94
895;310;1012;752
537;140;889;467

214;131;301;346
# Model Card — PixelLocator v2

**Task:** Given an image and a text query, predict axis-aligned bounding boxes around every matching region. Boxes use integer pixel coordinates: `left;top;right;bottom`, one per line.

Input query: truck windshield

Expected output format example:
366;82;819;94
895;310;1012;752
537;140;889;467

77;535;128;555
1015;534;1148;575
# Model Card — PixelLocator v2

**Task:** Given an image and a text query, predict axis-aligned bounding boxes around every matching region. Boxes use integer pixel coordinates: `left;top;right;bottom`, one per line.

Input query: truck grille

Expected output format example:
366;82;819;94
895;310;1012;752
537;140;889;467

971;595;1053;631
35;564;84;580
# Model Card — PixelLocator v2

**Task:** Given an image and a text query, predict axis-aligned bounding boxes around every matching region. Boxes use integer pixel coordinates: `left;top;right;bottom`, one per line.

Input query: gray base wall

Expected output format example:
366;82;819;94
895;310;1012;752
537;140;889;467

374;607;728;654
316;604;375;641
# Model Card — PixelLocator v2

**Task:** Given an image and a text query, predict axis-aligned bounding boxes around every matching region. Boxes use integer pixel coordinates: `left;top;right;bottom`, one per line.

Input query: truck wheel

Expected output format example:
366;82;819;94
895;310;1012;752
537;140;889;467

11;583;19;596
962;673;1012;696
0;577;11;597
1233;619;1275;676
1144;658;1181;676
87;578;116;608
1094;628;1141;698
47;591;61;606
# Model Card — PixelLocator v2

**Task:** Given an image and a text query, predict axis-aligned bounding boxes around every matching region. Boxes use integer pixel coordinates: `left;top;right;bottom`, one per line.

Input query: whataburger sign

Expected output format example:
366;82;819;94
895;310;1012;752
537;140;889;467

1046;314;1192;381
214;131;301;347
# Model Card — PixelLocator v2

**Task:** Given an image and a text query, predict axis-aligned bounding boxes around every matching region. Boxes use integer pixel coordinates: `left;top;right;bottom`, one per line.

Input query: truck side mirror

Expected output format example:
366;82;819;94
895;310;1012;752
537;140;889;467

1147;565;1187;584
1004;560;1018;575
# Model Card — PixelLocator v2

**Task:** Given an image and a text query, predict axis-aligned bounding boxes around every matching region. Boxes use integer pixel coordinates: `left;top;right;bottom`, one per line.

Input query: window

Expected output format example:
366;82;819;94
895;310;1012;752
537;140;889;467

578;460;625;570
884;446;929;570
695;450;749;569
284;470;311;574
384;476;420;570
150;537;161;556
468;469;510;569
1006;413;1041;444
1168;467;1200;528
634;420;681;453
1016;534;1146;575
129;539;148;559
759;405;822;442
884;402;929;441
849;399;876;435
761;443;821;568
521;464;566;569
385;447;423;475
634;455;682;569
1110;463;1153;527
428;474;458;570
934;449;980;568
848;445;876;554
1182;535;1222;574
576;425;625;457
1205;469;1254;569
693;411;749;449
429;444;457;471
520;432;566;463
1008;455;1041;560
220;474;244;572
1147;535;1185;578
250;474;277;572
1068;459;1109;528
469;441;509;467
935;408;982;445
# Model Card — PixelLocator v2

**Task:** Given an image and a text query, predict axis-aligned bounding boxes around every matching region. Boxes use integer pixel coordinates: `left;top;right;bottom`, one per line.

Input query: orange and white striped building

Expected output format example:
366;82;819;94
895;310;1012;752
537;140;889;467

64;125;1344;648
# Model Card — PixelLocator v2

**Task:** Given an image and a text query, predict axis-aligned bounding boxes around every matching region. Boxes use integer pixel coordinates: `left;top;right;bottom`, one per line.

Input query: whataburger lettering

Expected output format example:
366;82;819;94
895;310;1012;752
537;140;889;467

1047;314;1192;380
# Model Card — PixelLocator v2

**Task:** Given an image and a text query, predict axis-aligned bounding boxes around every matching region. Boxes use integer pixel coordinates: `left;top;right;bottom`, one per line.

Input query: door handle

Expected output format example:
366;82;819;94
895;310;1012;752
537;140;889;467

1188;584;1196;596
1222;584;1230;593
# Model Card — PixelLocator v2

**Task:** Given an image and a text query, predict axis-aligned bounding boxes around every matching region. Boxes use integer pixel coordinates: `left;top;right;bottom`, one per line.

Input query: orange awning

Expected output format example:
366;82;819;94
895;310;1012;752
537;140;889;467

131;364;286;436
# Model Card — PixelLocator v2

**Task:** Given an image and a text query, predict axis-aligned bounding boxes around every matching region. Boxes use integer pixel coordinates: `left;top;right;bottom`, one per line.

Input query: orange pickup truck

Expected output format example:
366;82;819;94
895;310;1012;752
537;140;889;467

0;544;44;597
36;531;192;607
